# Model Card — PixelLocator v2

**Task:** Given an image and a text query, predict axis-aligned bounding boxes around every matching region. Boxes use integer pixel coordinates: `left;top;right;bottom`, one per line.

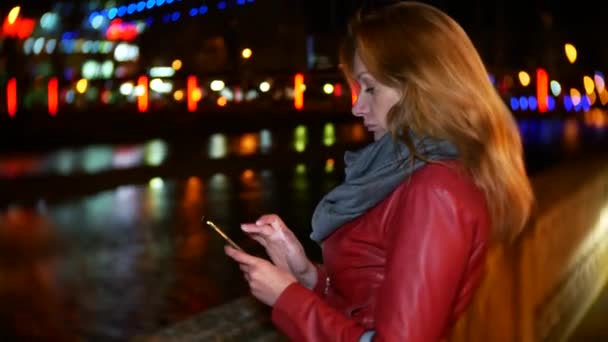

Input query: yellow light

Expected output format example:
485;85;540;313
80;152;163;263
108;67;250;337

241;48;252;59
76;79;88;94
565;43;577;64
8;6;20;25
570;88;581;106
584;76;595;94
192;88;202;102
323;83;334;94
174;90;184;101
149;177;164;190
518;71;530;87
217;96;227;107
172;59;182;70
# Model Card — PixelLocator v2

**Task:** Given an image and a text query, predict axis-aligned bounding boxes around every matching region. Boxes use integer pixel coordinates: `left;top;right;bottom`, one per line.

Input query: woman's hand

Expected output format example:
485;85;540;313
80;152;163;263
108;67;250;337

225;245;296;306
241;214;317;289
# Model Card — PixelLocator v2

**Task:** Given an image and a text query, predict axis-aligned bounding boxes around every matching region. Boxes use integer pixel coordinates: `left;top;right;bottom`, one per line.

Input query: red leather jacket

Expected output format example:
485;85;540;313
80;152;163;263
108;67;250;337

271;161;490;341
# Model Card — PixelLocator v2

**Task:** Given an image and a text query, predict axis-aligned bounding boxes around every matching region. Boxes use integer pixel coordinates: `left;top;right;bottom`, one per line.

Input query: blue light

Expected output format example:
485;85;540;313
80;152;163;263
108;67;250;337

128;3;137;14
171;11;180;21
582;95;591;112
510;97;519;111
61;31;75;40
217;1;227;10
146;17;154;25
156;0;166;6
199;5;208;14
564;95;573;111
89;11;99;23
117;6;127;17
146;0;155;9
137;2;146;11
162;13;171;23
237;0;246;4
519;96;528;111
247;0;254;2
189;8;199;16
108;7;118;19
166;0;174;3
547;96;556;111
528;96;538;111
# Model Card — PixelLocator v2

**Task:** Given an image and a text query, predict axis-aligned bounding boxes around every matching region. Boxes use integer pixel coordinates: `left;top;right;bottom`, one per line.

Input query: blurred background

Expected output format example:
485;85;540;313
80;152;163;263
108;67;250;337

1;0;608;340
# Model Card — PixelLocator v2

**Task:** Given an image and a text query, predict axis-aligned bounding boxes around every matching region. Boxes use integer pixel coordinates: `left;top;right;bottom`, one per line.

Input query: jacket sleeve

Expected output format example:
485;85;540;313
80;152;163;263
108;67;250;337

311;263;328;296
272;180;476;342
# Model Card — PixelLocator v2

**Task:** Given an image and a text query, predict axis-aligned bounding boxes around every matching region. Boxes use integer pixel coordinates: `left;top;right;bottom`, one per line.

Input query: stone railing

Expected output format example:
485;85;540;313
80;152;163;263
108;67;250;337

139;156;608;342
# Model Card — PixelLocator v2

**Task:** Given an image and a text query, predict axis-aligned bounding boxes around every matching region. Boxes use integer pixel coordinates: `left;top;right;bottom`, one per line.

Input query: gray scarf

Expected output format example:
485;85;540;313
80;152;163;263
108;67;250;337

310;131;459;243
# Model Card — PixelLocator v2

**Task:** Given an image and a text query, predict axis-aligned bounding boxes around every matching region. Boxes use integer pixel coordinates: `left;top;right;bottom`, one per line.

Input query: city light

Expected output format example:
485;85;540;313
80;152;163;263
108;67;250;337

7;78;17;117
172;59;182;70
8;6;20;25
536;68;548;113
137;75;149;112
48;77;58;116
323;83;334;95
173;90;184;101
210;80;225;91
119;82;134;95
241;48;252;59
187;76;199;112
259;81;270;92
550;80;562;96
217;96;228;107
294;73;304;110
518;71;531;87
76;79;88;94
565;43;577;64
594;72;605;93
149;177;164;190
149;66;175;77
570;89;582;106
584;76;595;94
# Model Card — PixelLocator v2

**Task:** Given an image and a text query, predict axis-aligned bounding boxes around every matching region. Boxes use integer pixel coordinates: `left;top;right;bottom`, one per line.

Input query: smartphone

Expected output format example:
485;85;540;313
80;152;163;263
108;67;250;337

201;216;243;251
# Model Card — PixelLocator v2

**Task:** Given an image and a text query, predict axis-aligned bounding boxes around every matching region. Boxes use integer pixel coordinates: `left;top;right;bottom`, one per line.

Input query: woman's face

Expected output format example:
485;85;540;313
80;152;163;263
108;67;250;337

351;51;401;141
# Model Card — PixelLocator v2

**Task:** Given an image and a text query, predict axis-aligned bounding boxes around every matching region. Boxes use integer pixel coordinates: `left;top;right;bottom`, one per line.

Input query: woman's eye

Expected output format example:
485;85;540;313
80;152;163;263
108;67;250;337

364;87;375;94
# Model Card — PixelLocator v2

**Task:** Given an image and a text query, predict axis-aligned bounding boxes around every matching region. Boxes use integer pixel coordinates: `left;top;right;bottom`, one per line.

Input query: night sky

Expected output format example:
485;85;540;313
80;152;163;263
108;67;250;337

2;0;607;70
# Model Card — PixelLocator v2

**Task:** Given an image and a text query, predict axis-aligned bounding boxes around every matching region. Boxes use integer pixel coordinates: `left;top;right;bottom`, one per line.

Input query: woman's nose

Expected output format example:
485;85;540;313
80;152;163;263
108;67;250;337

352;97;367;117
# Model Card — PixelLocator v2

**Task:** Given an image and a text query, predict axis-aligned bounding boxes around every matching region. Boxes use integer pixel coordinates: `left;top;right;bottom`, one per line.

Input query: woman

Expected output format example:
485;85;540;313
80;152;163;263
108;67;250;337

225;1;533;341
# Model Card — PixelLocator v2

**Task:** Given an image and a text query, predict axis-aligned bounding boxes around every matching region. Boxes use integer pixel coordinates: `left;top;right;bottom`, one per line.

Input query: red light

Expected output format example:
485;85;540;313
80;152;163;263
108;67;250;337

2;17;35;39
7;78;17;117
105;19;138;41
294;73;304;110
187;76;198;112
334;83;343;97
137;75;148;113
48;77;58;116
537;68;548;113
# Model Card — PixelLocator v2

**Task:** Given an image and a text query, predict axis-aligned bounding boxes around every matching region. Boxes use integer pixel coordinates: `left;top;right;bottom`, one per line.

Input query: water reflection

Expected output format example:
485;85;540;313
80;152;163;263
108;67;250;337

1;116;608;339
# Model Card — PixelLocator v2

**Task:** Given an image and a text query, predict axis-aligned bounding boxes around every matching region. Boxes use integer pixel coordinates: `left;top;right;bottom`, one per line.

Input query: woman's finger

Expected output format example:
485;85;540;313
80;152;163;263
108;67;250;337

249;234;268;247
256;214;284;229
242;223;274;236
224;245;259;265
